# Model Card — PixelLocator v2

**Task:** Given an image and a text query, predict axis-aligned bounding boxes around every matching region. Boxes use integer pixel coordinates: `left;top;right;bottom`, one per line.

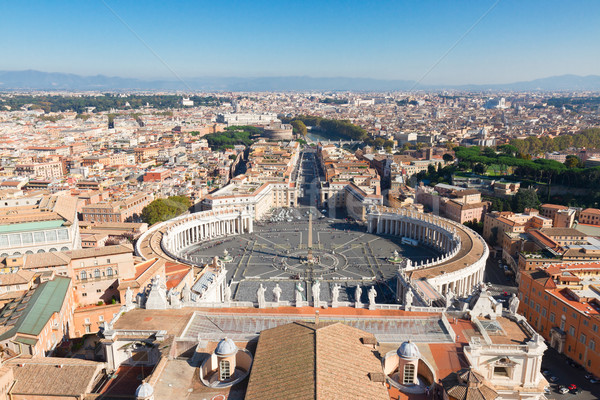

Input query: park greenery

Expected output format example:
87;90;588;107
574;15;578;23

203;126;260;150
0;94;230;113
507;128;600;156
281;115;367;141
141;196;191;225
453;143;600;188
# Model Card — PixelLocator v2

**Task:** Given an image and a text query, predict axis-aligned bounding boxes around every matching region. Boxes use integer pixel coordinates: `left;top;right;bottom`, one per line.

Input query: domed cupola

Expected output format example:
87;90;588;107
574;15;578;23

215;337;238;357
135;382;154;400
397;340;421;360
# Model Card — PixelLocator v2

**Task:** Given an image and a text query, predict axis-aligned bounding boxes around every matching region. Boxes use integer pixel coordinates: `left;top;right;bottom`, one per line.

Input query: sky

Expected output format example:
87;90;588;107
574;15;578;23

0;0;599;85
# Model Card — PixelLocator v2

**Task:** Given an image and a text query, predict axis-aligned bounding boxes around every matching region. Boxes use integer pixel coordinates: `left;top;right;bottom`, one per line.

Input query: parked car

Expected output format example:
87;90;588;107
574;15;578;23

590;377;600;384
542;369;551;376
559;387;569;395
548;376;559;383
544;386;551;395
568;384;577;391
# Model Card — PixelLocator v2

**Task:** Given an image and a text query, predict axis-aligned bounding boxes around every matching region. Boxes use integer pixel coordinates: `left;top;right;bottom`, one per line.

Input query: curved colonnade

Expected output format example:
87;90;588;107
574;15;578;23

367;208;488;304
136;207;488;308
135;208;253;262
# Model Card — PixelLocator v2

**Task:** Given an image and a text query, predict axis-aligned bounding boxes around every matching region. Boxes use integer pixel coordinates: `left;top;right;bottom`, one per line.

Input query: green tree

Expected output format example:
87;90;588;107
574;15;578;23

564;155;583;169
141;196;191;225
512;188;540;213
442;153;454;162
473;163;486;174
290;120;307;137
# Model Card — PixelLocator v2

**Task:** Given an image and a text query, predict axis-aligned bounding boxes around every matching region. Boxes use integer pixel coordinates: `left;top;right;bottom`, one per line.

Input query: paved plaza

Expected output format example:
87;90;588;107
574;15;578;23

183;207;439;303
182;312;454;343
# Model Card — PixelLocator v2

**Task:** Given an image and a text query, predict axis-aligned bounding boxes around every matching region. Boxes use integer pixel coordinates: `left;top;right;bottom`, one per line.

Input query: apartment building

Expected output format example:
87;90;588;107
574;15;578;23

519;263;600;374
80;192;153;223
15;161;63;180
19;244;136;307
483;209;552;245
580;208;600;226
416;183;489;223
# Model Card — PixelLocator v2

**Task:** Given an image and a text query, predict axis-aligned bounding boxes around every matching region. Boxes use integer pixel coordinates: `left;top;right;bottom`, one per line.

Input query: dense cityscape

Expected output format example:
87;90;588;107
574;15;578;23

0;90;599;399
2;0;600;398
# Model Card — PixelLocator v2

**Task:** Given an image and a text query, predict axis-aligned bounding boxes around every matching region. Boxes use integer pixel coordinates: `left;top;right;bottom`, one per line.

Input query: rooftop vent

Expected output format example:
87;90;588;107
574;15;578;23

368;372;386;382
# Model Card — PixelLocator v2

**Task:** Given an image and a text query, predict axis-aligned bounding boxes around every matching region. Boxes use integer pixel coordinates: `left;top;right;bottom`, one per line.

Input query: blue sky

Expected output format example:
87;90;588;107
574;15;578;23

1;0;598;84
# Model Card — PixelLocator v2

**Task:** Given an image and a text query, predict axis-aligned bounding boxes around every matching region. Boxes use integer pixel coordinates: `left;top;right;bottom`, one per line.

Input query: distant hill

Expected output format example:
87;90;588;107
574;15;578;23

0;70;599;91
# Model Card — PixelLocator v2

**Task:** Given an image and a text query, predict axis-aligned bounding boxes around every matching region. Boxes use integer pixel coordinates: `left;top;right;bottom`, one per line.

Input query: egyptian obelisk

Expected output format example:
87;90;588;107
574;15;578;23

308;212;313;249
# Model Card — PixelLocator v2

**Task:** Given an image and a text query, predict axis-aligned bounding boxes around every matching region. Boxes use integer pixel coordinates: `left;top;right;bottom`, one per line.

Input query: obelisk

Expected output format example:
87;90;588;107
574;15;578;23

308;212;313;249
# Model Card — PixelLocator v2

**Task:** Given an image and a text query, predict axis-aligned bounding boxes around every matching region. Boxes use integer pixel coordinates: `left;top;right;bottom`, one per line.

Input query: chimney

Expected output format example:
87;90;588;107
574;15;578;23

315;310;319;325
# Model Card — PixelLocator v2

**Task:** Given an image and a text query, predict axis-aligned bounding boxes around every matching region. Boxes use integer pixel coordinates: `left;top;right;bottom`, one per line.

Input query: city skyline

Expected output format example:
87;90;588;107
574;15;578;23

1;0;599;85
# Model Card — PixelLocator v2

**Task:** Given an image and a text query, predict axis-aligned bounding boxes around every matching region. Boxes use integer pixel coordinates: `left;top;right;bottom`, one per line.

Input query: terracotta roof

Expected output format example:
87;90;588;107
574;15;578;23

245;322;389;400
22;244;133;270
539;228;586;237
0;270;35;286
441;368;498;400
8;357;105;397
541;204;568;210
582;208;600;215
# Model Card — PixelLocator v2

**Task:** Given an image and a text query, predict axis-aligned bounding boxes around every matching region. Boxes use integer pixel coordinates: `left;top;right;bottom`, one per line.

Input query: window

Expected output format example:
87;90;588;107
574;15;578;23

541;308;547;317
107;267;113;277
94;269;100;278
581;334;587;344
82;293;87;297
219;360;231;380
590;340;596;351
80;271;87;280
550;313;555;323
569;326;575;336
99;315;104;322
96;289;101;293
85;325;91;334
584;319;589;326
494;366;510;377
403;364;415;384
593;324;598;333
84;318;90;324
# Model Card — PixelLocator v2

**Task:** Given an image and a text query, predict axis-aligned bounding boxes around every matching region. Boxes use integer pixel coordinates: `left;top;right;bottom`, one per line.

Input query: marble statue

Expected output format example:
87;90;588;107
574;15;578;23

295;282;304;305
224;283;232;302
368;286;377;309
257;283;266;308
125;286;134;308
312;281;321;306
168;289;181;308
405;289;413;308
181;284;191;303
355;285;362;306
445;288;454;308
331;284;340;305
273;283;282;303
509;293;520;315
